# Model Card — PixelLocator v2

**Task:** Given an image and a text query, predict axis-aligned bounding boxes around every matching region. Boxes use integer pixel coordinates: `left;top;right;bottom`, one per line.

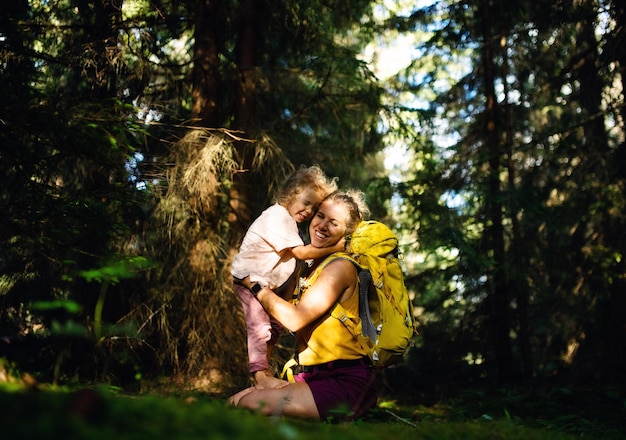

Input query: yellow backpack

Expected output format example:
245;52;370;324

330;220;417;367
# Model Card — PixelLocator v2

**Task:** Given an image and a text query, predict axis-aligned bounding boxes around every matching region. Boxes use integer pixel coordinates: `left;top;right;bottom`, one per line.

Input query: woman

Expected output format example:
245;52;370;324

228;190;377;421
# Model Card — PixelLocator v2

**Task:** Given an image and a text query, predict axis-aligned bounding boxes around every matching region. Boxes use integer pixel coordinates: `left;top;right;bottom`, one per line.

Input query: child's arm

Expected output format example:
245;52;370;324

290;238;346;261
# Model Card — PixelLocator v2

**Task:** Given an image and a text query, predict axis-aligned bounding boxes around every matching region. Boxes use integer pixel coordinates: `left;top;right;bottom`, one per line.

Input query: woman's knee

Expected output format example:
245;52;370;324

228;386;255;407
237;390;275;415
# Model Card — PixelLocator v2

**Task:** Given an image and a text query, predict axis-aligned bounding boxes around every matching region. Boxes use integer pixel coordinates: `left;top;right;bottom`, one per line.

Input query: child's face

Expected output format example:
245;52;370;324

287;187;323;223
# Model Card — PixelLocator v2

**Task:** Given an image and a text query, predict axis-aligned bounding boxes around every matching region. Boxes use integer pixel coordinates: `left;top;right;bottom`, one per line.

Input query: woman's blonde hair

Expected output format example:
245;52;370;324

276;165;338;206
323;189;370;235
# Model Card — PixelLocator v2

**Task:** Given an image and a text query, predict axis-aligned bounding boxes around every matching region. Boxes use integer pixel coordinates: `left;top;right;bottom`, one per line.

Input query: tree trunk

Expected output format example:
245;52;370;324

230;0;261;238
572;0;626;385
192;0;220;127
501;31;533;380
480;0;513;381
235;0;258;134
89;0;122;99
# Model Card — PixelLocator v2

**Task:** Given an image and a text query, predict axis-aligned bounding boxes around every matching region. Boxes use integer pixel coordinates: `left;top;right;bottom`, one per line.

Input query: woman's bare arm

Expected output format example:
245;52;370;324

246;259;356;332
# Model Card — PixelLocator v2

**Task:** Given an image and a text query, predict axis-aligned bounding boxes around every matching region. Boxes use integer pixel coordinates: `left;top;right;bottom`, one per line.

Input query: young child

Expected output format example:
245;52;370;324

231;165;343;389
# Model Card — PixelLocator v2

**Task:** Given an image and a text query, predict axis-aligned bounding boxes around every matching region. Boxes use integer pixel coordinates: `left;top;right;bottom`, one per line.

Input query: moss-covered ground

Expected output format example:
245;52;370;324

1;376;623;440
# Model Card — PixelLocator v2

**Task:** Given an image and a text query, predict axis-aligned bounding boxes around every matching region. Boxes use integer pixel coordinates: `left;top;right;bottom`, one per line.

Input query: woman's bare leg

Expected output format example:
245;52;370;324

228;386;256;407
232;382;320;420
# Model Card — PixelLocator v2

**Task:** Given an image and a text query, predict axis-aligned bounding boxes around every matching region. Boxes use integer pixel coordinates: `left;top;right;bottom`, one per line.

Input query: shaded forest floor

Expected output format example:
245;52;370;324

1;368;624;440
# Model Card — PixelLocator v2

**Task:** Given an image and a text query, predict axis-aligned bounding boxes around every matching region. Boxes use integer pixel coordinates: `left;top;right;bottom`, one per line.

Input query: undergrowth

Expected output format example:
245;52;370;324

0;360;624;440
1;383;623;440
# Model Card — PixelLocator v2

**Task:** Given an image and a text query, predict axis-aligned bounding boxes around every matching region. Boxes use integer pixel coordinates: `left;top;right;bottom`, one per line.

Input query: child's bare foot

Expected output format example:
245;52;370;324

253;369;288;390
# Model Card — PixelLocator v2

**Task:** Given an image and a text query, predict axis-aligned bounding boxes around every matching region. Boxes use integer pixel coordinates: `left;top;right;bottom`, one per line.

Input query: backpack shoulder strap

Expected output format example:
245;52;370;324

357;269;377;342
295;253;358;302
321;253;378;344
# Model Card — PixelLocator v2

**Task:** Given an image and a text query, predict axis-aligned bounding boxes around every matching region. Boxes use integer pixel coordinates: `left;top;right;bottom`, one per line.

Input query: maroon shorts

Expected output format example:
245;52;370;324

294;359;378;421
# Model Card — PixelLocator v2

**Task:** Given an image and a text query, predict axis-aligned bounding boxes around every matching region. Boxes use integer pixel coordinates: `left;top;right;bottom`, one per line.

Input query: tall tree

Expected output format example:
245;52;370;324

1;0;148;382
192;0;220;127
478;0;513;381
385;0;626;387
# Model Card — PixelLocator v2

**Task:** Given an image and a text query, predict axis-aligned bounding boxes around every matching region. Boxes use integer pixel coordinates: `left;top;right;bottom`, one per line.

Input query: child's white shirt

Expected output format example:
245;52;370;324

231;203;303;288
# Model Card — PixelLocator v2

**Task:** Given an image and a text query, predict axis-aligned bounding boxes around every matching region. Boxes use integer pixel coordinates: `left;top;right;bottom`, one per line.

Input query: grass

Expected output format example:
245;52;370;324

1;378;624;440
1;358;623;440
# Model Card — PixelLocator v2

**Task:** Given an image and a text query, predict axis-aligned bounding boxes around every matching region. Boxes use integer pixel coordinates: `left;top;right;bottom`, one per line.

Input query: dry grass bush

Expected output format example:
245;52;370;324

250;132;295;202
131;130;243;391
130;129;296;392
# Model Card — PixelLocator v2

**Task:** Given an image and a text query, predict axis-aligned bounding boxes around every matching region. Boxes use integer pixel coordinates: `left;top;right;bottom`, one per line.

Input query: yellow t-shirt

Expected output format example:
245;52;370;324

296;256;367;366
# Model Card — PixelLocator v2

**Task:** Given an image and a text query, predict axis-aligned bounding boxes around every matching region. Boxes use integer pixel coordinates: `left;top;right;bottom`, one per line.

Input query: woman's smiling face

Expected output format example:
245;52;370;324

309;198;349;248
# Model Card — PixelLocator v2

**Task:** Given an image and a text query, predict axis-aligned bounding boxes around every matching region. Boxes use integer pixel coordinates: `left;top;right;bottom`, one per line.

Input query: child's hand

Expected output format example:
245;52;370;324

235;276;252;289
335;237;346;252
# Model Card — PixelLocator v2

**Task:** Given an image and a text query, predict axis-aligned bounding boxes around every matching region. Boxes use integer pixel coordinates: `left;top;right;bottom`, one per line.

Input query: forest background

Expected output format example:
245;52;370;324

1;0;625;435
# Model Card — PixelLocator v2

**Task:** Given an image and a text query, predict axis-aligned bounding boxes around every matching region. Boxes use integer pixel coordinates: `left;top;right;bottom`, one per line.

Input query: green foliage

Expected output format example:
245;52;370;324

385;0;626;387
78;257;154;340
78;257;154;285
31;300;82;315
2;383;622;440
0;0;157;385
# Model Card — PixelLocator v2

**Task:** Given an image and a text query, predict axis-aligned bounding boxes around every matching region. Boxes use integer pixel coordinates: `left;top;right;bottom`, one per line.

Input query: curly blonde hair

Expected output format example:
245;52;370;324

276;165;338;206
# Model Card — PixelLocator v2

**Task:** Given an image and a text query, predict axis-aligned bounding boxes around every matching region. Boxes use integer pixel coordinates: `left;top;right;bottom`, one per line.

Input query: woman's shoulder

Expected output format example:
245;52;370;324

318;253;358;278
305;253;358;287
321;252;357;267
